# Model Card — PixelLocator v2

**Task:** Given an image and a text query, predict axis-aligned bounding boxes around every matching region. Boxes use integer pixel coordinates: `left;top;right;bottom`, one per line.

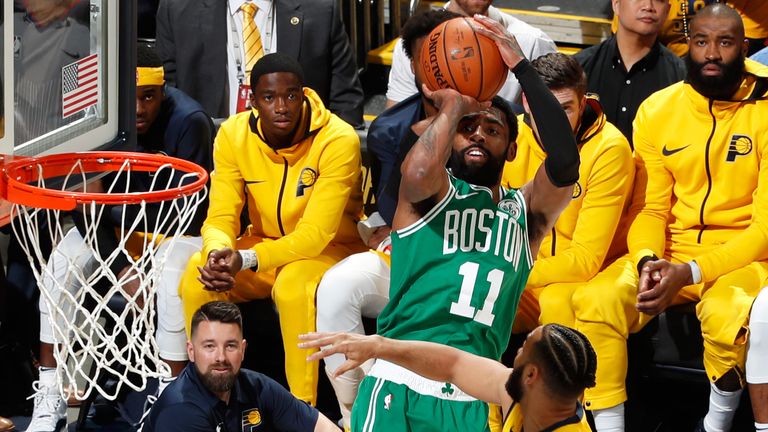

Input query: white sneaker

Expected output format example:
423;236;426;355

25;381;67;432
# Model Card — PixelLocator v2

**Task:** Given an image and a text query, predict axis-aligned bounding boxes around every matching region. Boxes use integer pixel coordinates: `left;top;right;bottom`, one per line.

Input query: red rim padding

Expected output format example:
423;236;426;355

0;151;209;211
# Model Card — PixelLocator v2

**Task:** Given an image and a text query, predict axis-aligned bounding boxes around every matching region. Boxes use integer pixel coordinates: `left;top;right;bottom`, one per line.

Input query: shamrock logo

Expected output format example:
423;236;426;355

441;383;454;395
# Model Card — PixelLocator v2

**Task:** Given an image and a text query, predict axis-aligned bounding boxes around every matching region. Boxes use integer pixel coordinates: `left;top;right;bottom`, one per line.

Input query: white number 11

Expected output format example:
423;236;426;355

450;262;504;326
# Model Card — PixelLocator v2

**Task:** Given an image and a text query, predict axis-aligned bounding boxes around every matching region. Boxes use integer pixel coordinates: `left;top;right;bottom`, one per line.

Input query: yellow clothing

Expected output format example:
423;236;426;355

727;0;768;40
201;88;363;270
502;98;634;332
502;402;592;432
573;60;768;411
629;60;768;282
181;88;365;404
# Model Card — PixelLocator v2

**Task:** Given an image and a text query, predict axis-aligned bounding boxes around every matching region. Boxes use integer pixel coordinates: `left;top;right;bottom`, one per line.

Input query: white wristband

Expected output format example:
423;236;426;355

688;260;702;284
239;249;259;271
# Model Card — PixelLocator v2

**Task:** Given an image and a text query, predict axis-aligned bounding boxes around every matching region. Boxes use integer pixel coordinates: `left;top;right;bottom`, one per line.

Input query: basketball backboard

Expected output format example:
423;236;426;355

0;0;135;225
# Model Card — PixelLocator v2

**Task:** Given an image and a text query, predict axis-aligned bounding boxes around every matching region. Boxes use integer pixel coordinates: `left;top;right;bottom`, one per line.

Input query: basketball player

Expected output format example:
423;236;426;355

300;323;596;432
572;5;768;432
344;15;580;431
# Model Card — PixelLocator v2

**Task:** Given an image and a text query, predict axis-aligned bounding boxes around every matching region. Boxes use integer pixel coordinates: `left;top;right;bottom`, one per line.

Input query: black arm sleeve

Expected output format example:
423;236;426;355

512;59;580;187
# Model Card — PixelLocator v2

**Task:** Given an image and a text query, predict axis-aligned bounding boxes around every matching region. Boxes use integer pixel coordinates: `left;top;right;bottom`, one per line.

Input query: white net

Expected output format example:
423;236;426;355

8;154;207;401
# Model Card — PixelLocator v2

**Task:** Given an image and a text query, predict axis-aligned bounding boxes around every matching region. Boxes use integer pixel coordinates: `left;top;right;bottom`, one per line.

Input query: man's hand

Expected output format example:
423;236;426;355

636;259;693;315
471;14;526;71
299;332;382;377
197;248;243;292
421;84;489;116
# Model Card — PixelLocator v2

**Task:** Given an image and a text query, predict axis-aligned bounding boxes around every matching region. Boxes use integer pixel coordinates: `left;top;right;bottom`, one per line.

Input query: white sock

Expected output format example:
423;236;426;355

158;376;175;396
592;403;624;432
756;421;768;431
703;383;742;432
39;367;56;388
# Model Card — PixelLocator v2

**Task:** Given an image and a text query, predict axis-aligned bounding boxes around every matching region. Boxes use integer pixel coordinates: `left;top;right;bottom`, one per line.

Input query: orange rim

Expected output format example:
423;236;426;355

0;151;209;211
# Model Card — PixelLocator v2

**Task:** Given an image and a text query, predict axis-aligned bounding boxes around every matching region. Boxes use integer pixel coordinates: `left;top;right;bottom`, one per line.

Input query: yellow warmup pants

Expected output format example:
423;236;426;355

179;235;360;405
572;253;768;411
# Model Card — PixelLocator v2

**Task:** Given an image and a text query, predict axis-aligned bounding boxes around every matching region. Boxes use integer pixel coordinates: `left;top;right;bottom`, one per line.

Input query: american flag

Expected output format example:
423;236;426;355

62;53;99;118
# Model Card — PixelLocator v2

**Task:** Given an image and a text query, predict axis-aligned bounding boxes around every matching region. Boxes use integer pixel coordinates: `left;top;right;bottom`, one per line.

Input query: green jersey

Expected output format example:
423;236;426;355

378;175;533;360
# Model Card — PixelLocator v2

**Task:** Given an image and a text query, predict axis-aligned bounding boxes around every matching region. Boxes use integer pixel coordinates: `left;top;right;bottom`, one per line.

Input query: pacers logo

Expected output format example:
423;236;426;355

296;167;317;197
241;408;262;431
726;134;752;162
572;181;583;199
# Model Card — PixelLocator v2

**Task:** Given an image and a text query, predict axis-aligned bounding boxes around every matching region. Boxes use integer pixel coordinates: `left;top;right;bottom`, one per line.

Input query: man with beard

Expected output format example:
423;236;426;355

143;301;339;431
299;323;596;431
572;4;768;432
319;15;579;431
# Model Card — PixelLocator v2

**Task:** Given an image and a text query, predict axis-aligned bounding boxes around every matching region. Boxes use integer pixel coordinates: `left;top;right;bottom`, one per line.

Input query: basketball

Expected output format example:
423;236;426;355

419;17;508;101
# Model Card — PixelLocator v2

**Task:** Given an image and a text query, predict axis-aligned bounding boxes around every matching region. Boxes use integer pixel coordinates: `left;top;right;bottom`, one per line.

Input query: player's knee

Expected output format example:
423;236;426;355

572;280;625;320
714;367;744;392
273;272;316;308
538;286;574;324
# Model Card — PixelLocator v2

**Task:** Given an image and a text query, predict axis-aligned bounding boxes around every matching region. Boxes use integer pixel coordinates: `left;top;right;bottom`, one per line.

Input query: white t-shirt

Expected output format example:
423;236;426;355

386;5;557;104
226;0;279;115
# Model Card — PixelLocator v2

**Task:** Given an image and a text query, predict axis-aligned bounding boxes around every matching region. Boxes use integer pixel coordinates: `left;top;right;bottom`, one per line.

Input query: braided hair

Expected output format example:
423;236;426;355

529;324;597;399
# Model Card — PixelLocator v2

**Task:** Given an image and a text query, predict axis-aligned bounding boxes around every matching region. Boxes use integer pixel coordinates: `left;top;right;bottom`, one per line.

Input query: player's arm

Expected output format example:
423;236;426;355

393;87;487;230
300;332;513;408
527;139;633;287
474;16;579;247
250;126;362;272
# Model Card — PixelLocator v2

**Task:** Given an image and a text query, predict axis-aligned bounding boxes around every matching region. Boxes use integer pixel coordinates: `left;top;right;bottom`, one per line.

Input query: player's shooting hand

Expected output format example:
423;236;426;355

421;84;490;116
471;14;526;70
299;332;382;377
636;259;692;315
197;248;242;292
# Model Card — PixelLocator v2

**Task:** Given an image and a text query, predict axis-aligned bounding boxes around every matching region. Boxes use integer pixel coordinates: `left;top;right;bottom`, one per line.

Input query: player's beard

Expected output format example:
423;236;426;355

199;361;237;394
685;52;745;100
449;144;505;188
504;366;525;402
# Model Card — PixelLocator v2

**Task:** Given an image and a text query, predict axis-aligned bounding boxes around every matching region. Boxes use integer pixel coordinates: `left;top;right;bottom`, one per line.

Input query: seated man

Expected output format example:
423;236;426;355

572;5;768;432
300;323;596;432
144;301;339;431
25;44;214;432
503;52;633;339
162;53;365;406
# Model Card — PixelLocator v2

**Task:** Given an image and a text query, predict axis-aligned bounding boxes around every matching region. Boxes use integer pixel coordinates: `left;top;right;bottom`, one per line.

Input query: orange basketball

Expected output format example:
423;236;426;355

419;17;508;101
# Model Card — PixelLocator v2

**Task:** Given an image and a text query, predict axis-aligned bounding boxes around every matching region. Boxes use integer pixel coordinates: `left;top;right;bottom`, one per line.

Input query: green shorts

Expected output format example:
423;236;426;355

351;375;490;431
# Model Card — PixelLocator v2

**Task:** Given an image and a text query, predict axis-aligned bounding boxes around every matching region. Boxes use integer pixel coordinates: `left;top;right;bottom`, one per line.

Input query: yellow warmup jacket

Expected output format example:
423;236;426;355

502;97;634;287
502;402;592;432
202;88;363;272
629;60;768;283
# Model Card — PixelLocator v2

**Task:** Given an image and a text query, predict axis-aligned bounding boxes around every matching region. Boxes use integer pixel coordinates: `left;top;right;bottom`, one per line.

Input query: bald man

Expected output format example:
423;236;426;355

570;4;768;432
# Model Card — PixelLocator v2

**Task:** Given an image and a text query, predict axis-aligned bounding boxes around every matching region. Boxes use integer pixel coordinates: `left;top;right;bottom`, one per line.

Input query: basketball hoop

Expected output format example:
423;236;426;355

0;151;209;401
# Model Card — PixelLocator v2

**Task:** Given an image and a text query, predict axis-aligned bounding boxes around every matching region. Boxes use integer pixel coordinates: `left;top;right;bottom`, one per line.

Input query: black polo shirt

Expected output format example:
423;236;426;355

574;36;686;147
144;363;319;432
